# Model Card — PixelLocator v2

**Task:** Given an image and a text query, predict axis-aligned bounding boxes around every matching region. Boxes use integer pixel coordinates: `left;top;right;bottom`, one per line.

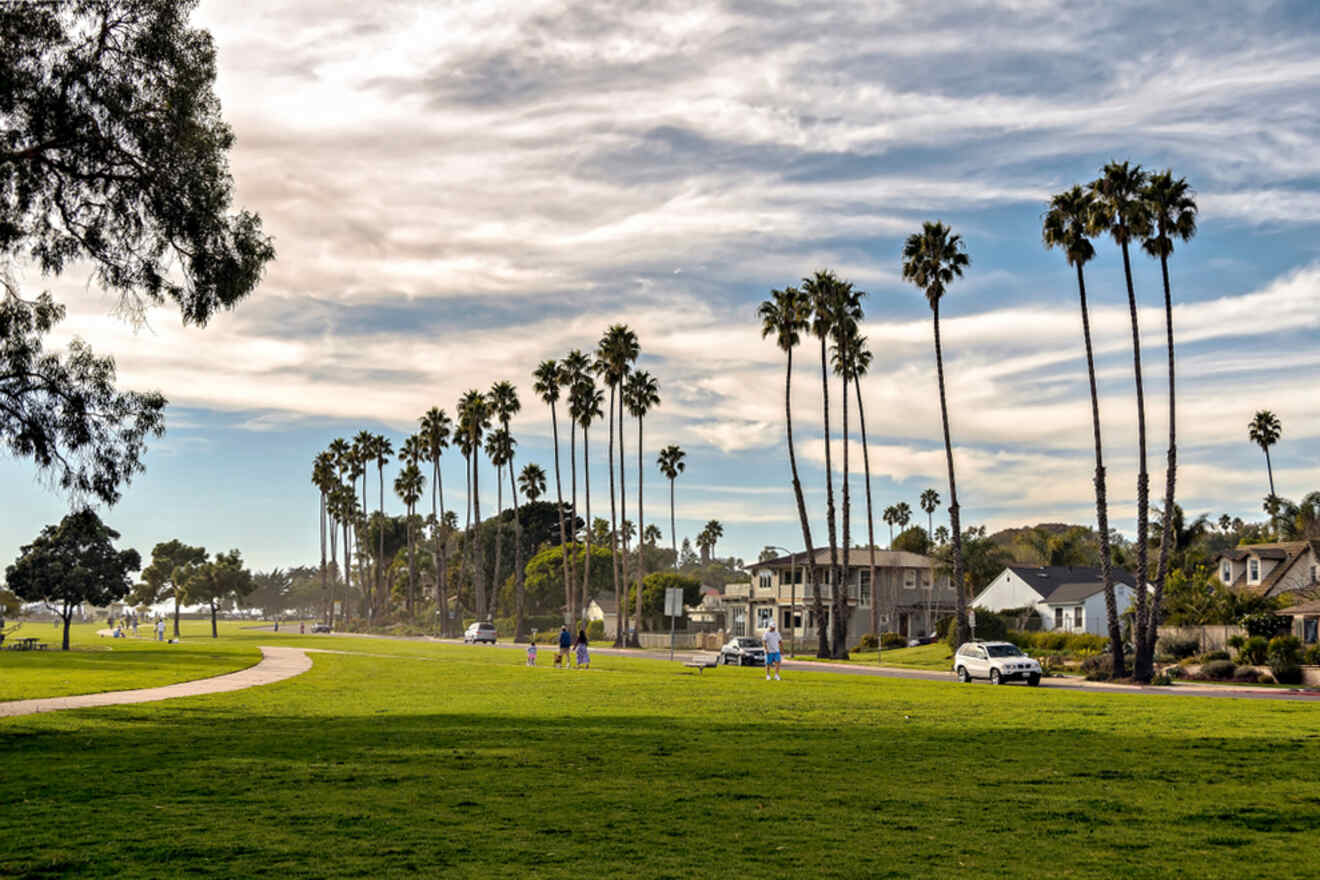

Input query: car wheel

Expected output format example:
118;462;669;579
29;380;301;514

957;666;970;683
990;668;1002;685
1027;673;1041;687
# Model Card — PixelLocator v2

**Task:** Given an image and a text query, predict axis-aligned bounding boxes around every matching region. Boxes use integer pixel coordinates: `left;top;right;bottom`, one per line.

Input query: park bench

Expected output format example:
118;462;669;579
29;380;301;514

683;652;720;673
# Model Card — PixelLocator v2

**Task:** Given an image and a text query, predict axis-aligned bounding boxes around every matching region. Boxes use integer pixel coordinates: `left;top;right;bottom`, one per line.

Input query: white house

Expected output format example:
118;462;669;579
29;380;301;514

972;565;1146;635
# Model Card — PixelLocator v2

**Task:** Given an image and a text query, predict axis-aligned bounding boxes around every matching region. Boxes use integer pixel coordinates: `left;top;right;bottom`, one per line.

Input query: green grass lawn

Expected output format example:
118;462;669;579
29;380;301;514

798;641;956;670
3;631;1319;878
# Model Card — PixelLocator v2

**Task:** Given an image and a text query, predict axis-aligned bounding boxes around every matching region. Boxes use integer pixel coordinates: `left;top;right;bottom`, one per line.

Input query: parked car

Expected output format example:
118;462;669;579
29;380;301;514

907;634;938;646
464;621;497;644
720;636;766;666
310;623;331;633
953;640;1041;686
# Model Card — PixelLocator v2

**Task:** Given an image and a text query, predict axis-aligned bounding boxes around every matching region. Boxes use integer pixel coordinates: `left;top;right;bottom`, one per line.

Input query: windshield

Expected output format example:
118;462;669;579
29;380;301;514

986;644;1023;658
737;638;763;648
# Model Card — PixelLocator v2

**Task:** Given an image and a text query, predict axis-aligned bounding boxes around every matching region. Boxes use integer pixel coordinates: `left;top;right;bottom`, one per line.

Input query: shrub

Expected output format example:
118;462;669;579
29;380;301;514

1240;612;1290;639
1267;635;1302;666
1305;644;1320;666
1150;671;1173;686
961;608;1009;644
1157;636;1200;660
934;615;954;640
1197;650;1231;663
855;633;879;650
1034;631;1069;652
1227;634;1246;650
1272;663;1303;685
1202;660;1237;681
1165;665;1187;679
586;619;604;641
1236;636;1269;665
1258;672;1275;684
1231;666;1260;683
880;631;907;649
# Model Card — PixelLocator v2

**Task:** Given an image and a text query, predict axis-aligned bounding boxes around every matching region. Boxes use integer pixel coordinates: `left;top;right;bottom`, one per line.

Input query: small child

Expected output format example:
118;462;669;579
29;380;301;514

526;640;538;666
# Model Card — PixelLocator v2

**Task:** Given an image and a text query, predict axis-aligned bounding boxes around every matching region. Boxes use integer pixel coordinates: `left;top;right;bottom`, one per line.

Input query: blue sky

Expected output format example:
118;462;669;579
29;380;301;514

4;0;1319;573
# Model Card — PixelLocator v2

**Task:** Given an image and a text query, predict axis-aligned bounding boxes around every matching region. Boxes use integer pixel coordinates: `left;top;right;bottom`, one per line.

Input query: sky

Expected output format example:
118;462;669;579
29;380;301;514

4;0;1320;575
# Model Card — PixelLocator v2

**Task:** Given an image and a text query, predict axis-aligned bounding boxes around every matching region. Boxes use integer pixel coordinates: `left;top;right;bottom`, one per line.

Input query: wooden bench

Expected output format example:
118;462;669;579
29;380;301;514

683;652;720;673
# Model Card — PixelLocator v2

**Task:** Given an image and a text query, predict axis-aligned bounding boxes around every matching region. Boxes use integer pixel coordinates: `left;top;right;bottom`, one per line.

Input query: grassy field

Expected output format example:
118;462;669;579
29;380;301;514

3;630;1319;878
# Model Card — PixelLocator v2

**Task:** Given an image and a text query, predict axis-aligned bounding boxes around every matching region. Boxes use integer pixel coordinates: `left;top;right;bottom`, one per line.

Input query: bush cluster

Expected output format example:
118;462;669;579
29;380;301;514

1157;635;1200;660
1268;635;1303;684
1010;630;1108;654
881;631;908;649
1232;666;1261;683
1305;644;1320;666
854;633;879;650
1201;659;1237;681
1235;636;1269;665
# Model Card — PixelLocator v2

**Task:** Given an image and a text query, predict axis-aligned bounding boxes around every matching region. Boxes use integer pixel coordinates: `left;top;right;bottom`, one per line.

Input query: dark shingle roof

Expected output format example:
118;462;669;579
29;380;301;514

1006;566;1140;602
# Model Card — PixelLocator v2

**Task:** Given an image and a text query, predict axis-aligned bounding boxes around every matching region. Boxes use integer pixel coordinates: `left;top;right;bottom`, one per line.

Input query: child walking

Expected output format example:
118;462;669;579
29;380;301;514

526;640;538;666
573;628;590;670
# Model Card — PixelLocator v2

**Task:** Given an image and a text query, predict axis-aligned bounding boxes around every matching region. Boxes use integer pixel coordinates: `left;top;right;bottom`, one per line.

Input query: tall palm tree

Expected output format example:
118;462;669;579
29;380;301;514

571;377;604;628
597;325;639;645
519;463;546;503
312;452;335;623
802;271;844;657
1248;410;1282;502
883;505;898;547
327;481;358;628
533;359;572;627
419;407;452;632
838;331;879;639
644;524;662;546
625;369;660;641
702;520;724;559
1045;184;1125;675
489;381;526;639
371;434;393;621
559;350;591;622
394;446;425;615
1142;170;1198;662
458;390;491;618
758;286;821;652
919;489;940;543
328;437;353;626
828;279;864;658
485;427;512;613
657;444;686;571
351;430;373;612
1090;160;1154;680
901;220;971;645
895;502;911;534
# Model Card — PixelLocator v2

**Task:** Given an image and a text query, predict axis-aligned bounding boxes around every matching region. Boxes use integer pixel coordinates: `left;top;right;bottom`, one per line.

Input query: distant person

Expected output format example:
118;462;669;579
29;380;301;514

557;625;572;668
526;639;538;667
131;618;139;637
299;622;305;634
155;620;165;642
273;619;279;632
763;622;783;681
574;628;590;670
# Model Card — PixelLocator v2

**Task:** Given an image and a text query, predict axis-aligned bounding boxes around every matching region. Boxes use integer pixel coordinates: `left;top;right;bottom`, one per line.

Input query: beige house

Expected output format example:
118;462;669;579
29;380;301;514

585;596;618;639
728;548;953;647
1215;540;1320;598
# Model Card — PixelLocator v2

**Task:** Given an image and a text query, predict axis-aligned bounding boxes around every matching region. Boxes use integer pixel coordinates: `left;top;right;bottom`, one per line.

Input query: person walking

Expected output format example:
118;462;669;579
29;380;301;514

764;622;783;681
155;619;165;642
526;639;538;666
574;628;590;670
557;625;572;668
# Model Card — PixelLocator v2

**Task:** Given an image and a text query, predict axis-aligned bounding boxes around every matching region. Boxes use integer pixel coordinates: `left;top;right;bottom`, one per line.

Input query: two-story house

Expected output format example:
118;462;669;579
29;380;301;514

1214;540;1320;598
729;548;953;647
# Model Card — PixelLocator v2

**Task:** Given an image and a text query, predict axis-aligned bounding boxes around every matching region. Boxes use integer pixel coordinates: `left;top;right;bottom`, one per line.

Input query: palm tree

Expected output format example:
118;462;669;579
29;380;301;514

489;380;527;640
328;437;354;626
757;285;821;655
559;350;591;622
371;434;393;622
458;390;491;618
802;270;844;657
828;279;863;658
394;448;425;615
1045;184;1125;676
351;430;373;611
644;524;662;546
597;325;639;645
883;505;898;547
485;427;512;614
570;377;604;629
919;489;940;543
312;452;335;623
625;369;660;641
934;525;949;546
419;407;452;632
519;463;546;503
895;502;911;534
1090;160;1154;680
657;444;686;571
533;360;572;627
838;329;880;639
702;520;723;560
1249;410;1282;501
1142;170;1198;661
902;220;971;645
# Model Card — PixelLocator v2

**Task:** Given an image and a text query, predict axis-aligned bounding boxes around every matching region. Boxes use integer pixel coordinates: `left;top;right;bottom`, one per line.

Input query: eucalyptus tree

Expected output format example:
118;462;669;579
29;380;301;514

394;442;425;614
596;325;639;644
419;407;452;629
1249;410;1282;507
657;444;686;571
489;380;528;639
837;330;880;638
1045;184;1125;673
1142;170;1198;661
457;390;491;618
533;359;572;624
311;451;336;619
570;376;604;627
559;350;591;620
1090;161;1155;680
757;285;821;651
519;463;546;503
802;271;845;657
901;220;971;645
625;369;660;639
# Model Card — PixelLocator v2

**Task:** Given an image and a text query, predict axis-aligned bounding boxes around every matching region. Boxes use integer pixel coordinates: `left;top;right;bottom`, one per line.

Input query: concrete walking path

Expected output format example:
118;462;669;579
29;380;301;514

0;645;313;719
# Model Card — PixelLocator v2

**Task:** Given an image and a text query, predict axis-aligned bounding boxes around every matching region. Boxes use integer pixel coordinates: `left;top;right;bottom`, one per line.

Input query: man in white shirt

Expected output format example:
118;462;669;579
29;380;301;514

763;622;783;681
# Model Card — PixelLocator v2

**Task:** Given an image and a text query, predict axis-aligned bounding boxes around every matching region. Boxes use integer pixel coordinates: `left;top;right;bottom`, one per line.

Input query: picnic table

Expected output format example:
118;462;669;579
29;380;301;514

7;637;48;651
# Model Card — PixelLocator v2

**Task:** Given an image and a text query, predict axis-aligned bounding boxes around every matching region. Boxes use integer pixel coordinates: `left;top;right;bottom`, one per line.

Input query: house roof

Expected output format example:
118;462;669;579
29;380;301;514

1281;597;1320;616
589;595;618;613
1003;566;1140;603
754;548;937;570
1217;541;1318;595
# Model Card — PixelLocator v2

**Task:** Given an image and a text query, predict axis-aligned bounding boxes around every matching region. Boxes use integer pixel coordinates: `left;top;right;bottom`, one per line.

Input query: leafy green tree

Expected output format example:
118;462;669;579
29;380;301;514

902;221;971;645
179;549;254;637
6;509;140;649
522;543;613;615
248;569;291;620
892;526;931;555
135;539;206;637
1090;160;1155;680
628;572;702;630
1044;183;1125;675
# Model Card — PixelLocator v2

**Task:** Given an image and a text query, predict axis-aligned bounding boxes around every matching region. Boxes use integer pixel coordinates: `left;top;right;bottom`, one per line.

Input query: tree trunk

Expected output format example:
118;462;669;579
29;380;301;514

583;426;593;631
493;462;505;617
550;401;570;632
1120;239;1152;682
932;299;967;645
61;605;71;651
607;384;622;646
510;451;527;642
619;381;634;647
319;490;327;622
173;591;180;638
434;455;447;636
818;333;838;659
463;451;475;622
1148;249;1177;665
783;347;821;660
1076;262;1126;677
635;413;645;642
472;435;486;620
856;376;878;644
407;504;416;615
1265;447;1275;499
669;478;678;572
568;417;578;626
834;336;851;659
341;519;351;630
378;465;385;622
211;602;218;638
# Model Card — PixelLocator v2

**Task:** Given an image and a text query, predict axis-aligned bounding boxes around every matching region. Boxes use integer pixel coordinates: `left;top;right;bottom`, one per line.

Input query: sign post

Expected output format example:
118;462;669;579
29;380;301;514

664;587;684;661
968;609;976;640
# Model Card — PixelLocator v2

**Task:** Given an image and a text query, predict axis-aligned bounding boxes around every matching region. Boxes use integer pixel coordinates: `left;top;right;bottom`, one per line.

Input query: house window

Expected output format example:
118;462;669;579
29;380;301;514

904;569;917;590
1054;607;1064;629
758;571;772;590
1221;561;1232;584
1305;618;1318;645
1074;607;1083;630
757;606;773;631
859;570;871;607
922;568;932;587
1248;558;1260;584
732;608;746;637
782;609;801;629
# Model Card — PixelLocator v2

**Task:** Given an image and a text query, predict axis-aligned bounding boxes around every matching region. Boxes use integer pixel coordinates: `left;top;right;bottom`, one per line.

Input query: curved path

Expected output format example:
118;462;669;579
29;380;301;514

0;645;312;719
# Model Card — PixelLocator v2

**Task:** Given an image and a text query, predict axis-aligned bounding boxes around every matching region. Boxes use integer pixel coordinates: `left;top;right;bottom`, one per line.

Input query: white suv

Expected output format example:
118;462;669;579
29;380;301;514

463;621;497;644
954;641;1041;686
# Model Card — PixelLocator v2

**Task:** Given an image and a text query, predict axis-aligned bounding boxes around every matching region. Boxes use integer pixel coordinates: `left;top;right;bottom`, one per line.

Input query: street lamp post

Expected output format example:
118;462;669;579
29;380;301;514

764;545;796;657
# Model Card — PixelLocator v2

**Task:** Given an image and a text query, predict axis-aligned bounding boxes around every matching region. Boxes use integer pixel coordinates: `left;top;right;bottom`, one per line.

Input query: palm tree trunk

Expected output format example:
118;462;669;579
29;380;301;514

1264;447;1275;498
319;490;328;622
1077;262;1125;677
509;453;527;642
835;340;851;658
568;420;578;626
932;300;967;645
173;590;180;638
493;462;505;616
550;401;570;631
407;502;416;615
1149;249;1178;664
1120;240;1152;681
607;385;622;646
818;333;838;659
619;383;634;647
377;464;385;622
635;412;645;642
856;376;878;643
583;425;593;630
433;455;447;636
669;477;678;572
783;347;821;659
464;450;476;621
472;436;486;620
341;519;351;629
